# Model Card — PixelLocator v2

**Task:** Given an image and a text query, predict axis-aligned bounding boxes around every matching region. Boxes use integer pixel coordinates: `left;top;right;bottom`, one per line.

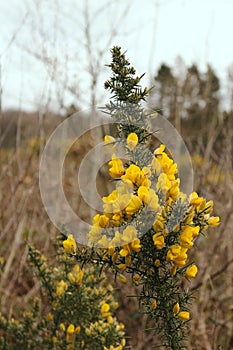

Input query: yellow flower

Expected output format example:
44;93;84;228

133;273;140;282
104;135;116;144
56;280;68;296
116;345;123;350
153;144;178;180
156;173;171;193
85;328;91;335
169;179;180;200
185;264;198;278
208;216;220;226
153;233;165;249
125;255;132;265
88;226;102;244
204;200;214;214
137;186;149;203
103;189;118;203
63;235;76;254
189;192;205;209
67;345;74;350
75;326;81;334
60;323;66;331
107;315;114;324
93;214;109;228
131;238;141;252
52;336;57;343
127;132;138;151
108;246;115;256
154;144;165;155
173;303;180;313
110;231;122;247
119;244;131;257
118;263;127;271
121;225;138;244
67;324;75;335
178;311;190;321
179;230;194;249
46;312;53;321
181;226;200;239
121;164;150;188
154;259;160;267
166;245;181;260
100;302;112;318
68;264;84;284
151;157;162;174
117;274;127;283
101;303;110;316
125;195;142;216
112;251;118;262
153;215;166;231
152;300;157;309
173;248;188;267
108;154;125;178
98;235;110;248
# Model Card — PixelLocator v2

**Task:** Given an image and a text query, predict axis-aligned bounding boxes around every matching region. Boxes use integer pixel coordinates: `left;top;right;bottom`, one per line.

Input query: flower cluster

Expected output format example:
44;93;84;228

72;47;220;349
0;238;125;350
78;131;219;349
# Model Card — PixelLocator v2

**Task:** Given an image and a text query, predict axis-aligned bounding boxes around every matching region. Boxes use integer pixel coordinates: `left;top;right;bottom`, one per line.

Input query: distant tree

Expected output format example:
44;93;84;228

150;63;177;120
149;61;222;154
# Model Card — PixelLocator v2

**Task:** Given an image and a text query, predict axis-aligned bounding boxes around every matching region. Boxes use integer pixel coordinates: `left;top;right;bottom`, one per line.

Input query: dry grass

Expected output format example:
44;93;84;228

0;112;232;349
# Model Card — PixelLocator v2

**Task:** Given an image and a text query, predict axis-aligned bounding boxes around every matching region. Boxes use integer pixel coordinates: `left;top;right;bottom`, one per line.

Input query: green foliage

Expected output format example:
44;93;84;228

0;237;125;350
104;46;148;104
73;46;220;350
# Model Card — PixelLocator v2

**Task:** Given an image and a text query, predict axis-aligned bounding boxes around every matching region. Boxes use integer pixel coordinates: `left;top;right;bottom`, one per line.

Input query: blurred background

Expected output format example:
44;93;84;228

0;0;232;349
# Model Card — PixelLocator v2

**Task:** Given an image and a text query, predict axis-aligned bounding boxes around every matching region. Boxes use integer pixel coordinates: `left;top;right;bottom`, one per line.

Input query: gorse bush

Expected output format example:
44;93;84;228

0;46;220;350
70;47;220;349
0;237;125;350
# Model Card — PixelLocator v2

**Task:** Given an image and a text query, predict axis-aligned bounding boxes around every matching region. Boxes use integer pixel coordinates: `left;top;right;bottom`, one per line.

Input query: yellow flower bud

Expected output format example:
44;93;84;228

85;328;91;335
153;233;165;249
75;326;81;334
152;299;157;309
63;234;76;254
60;323;66;331
117;274;127;283
131;238;141;252
52;336;58;343
104;135;115;144
46;312;53;321
208;216;220;226
133;273;140;282
171;266;177;276
137;186;149;203
125;255;132;265
178;311;190;321
101;303;110;314
56;280;68;296
118;263;127;271
112;252;118;263
107;315;114;324
185;264;198;278
127;133;138;151
67;324;75;335
108;154;125;178
173;303;180;313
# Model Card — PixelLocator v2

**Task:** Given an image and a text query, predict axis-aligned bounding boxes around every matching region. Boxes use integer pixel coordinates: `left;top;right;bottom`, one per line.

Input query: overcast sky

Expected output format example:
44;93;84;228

0;0;233;111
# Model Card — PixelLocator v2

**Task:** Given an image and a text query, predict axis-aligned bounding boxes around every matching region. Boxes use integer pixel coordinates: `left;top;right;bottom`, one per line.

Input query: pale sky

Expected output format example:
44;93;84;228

0;0;233;111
